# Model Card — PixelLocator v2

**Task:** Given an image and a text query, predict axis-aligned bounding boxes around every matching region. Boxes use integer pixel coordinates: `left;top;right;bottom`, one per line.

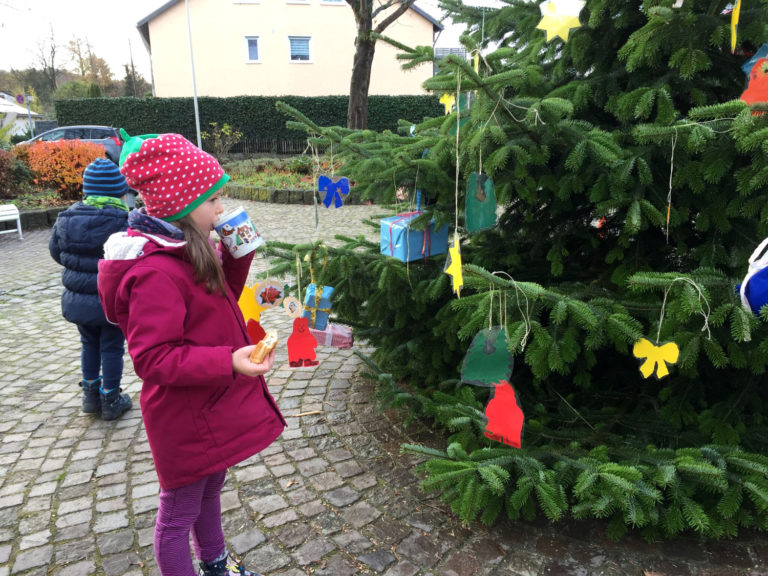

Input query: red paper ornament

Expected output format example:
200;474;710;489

741;58;768;110
287;316;319;367
483;380;524;449
246;318;266;345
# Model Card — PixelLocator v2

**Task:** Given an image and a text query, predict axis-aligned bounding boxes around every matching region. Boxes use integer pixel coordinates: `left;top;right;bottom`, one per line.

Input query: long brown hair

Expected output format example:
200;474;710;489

174;216;227;296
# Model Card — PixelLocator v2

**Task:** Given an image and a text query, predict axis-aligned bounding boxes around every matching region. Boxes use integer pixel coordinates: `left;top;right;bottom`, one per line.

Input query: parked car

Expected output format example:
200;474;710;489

17;125;123;164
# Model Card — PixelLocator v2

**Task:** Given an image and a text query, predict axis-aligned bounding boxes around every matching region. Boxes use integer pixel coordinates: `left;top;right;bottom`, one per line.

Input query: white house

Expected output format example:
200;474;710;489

0;93;42;137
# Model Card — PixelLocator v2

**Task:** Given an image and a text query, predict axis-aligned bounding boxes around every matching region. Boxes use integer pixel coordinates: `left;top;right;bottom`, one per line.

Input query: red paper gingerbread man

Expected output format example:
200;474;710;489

287;316;318;367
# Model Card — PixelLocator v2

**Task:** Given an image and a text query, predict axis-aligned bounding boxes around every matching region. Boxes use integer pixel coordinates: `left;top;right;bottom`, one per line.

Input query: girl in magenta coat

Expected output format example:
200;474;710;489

98;132;284;576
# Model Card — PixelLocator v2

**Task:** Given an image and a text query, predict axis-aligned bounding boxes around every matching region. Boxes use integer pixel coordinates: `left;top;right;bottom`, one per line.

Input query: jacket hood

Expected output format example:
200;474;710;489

98;231;187;325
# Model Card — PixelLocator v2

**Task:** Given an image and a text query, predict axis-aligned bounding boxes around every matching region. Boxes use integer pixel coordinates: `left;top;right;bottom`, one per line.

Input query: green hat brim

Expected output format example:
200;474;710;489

162;173;230;222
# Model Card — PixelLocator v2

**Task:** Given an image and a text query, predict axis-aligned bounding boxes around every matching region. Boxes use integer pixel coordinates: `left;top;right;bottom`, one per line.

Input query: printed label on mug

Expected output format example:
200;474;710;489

214;207;265;258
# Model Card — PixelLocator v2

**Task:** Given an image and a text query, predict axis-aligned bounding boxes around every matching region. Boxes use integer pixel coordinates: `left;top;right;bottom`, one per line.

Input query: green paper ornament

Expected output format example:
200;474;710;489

465;172;497;234
461;327;514;387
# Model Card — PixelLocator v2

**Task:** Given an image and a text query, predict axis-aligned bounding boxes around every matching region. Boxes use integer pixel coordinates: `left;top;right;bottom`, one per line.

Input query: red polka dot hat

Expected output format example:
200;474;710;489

118;130;229;222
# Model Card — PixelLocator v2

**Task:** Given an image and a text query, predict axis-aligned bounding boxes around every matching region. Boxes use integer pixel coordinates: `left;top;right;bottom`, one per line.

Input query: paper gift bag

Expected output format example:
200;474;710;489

309;323;354;349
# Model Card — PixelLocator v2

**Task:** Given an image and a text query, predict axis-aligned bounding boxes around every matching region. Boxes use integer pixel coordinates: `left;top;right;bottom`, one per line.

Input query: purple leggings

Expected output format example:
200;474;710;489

154;469;227;576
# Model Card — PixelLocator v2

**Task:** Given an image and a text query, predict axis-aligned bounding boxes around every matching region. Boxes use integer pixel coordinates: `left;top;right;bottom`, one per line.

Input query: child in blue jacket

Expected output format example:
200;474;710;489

49;158;133;420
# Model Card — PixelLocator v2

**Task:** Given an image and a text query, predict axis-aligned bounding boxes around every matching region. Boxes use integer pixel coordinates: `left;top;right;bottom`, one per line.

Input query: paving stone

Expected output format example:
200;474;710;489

292;538;336;565
11;544;53;572
358;549;397;572
97;529;134;555
396;531;442;568
324;486;361;507
333;530;373;554
56;560;96;576
229;528;266;555
342;501;381;529
262;509;300;528
383;561;420;576
93;511;129;533
250;494;288;515
312;552;358;576
53;536;97;564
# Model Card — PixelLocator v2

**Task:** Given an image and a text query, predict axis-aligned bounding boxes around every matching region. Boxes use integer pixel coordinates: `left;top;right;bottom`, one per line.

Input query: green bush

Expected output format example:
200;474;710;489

0;150;32;199
54;95;443;145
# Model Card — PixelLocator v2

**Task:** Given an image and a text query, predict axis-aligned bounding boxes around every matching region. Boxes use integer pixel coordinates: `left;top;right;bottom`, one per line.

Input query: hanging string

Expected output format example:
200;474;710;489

455;71;462;234
308;137;321;231
656;277;712;344
666;130;677;243
295;253;302;300
489;283;494;330
492;271;532;350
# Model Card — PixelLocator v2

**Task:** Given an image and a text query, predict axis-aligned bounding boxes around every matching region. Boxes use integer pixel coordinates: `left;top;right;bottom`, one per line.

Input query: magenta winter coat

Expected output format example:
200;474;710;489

97;230;285;490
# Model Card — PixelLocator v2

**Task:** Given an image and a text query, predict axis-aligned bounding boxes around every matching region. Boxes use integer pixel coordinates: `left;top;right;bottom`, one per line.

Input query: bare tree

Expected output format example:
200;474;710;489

345;0;416;130
68;36;89;78
35;25;59;94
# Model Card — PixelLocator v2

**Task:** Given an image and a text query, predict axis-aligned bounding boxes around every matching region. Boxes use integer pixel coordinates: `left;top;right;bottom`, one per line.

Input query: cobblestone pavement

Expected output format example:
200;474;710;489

1;199;767;576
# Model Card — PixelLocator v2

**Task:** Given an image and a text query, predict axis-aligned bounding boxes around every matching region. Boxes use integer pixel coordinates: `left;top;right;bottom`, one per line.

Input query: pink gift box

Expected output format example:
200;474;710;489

309;323;353;349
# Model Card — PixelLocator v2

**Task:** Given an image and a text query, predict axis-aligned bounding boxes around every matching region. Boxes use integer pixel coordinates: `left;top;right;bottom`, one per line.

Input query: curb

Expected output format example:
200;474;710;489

3;186;370;233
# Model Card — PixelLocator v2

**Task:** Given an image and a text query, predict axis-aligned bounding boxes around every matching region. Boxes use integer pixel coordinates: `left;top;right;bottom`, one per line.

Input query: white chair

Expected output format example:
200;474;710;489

0;204;23;239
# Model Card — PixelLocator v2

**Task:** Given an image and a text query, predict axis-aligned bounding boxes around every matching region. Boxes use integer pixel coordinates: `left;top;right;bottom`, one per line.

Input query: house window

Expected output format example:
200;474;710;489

245;36;260;62
321;0;344;3
289;36;311;62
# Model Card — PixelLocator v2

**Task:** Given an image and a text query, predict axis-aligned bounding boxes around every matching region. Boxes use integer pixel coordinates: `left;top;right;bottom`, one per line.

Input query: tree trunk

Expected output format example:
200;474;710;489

348;36;376;130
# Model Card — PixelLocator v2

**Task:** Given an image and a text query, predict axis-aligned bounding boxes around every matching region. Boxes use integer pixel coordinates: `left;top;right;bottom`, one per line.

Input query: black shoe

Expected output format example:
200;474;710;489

100;387;132;421
199;553;261;576
80;378;101;414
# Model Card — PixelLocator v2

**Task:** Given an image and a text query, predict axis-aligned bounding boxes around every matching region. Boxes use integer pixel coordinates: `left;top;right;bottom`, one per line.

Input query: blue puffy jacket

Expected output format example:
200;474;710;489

49;202;129;326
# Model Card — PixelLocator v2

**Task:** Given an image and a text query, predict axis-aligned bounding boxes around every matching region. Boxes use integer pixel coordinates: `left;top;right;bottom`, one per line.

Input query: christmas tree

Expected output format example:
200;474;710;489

270;0;768;539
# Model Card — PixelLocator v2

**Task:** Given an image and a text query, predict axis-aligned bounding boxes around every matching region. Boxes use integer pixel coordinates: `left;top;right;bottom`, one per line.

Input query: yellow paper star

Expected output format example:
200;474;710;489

238;283;266;322
632;338;680;379
536;0;585;43
439;93;456;115
444;232;464;297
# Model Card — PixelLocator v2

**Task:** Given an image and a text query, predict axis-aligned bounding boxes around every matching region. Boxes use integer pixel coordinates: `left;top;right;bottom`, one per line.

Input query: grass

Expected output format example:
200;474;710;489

4;154;348;210
6;187;71;210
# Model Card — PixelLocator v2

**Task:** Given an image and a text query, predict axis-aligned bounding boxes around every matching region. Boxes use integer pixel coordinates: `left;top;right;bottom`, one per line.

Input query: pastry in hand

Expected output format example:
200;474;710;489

250;330;278;363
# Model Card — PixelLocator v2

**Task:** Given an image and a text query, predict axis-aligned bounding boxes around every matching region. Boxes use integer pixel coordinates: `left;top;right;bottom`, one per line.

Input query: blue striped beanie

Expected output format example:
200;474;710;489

82;158;130;197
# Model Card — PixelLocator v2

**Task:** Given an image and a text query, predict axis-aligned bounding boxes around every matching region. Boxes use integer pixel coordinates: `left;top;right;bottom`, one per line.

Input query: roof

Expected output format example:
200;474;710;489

137;0;442;49
0;98;42;118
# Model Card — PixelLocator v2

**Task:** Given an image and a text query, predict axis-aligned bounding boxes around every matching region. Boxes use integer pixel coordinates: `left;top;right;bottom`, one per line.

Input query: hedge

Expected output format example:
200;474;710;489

54;95;443;144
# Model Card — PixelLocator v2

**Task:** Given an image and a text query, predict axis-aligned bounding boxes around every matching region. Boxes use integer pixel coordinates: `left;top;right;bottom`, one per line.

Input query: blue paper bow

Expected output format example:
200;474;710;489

318;176;350;208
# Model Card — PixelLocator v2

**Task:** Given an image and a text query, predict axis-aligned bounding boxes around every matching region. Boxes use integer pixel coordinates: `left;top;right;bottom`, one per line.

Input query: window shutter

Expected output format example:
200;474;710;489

248;38;259;61
289;36;310;60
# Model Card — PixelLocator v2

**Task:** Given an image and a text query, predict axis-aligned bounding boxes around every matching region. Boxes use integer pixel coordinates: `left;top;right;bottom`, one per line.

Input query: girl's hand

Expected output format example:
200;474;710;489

233;346;275;377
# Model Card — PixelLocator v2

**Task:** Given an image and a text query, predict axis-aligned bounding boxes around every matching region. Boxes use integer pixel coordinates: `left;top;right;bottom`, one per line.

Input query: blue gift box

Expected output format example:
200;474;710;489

303;283;334;330
380;211;449;262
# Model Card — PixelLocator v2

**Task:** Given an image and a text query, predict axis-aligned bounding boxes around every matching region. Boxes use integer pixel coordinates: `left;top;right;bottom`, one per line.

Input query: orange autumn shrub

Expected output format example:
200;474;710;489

24;141;107;201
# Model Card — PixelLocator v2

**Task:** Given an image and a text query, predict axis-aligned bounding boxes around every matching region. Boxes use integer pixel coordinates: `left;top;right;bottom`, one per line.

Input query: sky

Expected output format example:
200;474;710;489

0;0;160;78
0;0;467;82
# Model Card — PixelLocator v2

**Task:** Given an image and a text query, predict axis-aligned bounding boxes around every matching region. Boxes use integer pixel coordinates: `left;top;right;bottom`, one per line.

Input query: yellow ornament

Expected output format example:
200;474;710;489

238;284;266;322
632;338;679;379
444;232;464;297
536;0;585;43
439;93;456;115
731;0;742;53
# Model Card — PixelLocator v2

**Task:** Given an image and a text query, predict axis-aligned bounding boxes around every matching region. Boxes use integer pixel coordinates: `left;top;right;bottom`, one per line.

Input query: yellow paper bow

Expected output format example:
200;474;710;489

439;93;456;115
633;338;680;379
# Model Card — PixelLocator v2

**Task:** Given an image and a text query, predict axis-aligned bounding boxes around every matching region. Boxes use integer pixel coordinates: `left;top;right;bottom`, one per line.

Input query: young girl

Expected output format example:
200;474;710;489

98;132;285;576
